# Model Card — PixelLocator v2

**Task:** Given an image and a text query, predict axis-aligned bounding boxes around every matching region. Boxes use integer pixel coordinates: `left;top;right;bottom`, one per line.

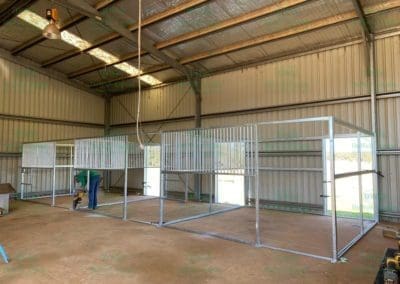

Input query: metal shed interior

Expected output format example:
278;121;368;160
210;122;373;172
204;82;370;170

1;0;400;282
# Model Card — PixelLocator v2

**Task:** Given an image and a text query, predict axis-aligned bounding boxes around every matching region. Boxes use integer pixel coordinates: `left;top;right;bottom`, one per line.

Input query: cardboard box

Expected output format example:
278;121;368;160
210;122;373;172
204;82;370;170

0;184;15;215
0;194;9;214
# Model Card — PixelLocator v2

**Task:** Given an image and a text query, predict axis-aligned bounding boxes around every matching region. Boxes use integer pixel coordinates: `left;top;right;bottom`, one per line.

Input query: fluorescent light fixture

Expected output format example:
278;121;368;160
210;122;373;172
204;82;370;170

88;48;118;64
140;75;162;85
114;62;140;76
17;10;162;86
17;10;48;29
61;31;91;50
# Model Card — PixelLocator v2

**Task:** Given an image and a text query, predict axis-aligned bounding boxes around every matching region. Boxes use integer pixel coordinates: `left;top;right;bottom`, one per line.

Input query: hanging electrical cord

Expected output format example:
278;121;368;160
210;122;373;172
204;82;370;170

136;0;144;150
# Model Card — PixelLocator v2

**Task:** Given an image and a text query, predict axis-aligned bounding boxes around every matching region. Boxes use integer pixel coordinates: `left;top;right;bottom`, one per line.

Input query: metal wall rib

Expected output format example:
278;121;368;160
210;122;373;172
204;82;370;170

108;34;400;220
0;57;105;191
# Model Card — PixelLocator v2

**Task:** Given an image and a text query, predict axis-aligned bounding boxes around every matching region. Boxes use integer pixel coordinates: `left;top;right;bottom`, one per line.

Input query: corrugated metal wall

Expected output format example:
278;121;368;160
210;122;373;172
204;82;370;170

0;57;105;191
0;58;104;124
110;81;194;125
110;34;400;221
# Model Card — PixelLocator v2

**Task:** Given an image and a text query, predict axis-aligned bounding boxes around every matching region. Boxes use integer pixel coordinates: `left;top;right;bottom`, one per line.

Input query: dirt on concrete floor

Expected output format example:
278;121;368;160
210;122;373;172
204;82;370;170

0;200;397;283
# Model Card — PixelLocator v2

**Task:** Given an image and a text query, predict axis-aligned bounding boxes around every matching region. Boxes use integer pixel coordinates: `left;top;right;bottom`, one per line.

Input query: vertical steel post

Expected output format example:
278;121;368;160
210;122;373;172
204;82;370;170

159;133;165;226
255;124;261;246
123;136;128;221
209;174;213;213
185;173;189;202
369;37;380;223
87;170;90;193
329;117;338;262
52;144;56;207
193;76;202;201
21;168;25;200
357;132;364;234
69;146;73;195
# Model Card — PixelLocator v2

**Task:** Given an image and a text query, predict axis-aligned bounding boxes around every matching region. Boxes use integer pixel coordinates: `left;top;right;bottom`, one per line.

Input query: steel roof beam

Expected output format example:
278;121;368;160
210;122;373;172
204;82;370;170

351;0;372;41
41;0;208;68
0;0;37;26
11;0;117;55
67;0;308;78
54;0;200;92
91;0;400;89
180;0;400;64
90;64;169;88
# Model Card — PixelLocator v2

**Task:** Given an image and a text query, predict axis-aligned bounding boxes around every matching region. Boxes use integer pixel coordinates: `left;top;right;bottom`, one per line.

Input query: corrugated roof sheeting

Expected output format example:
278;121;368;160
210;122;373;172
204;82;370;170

196;54;235;70
51;53;104;75
0;17;40;50
222;0;353;39
110;82;194;125
99;38;138;58
202;42;368;115
66;17;114;45
143;1;231;42
0;57;104;124
19;39;73;63
114;0;189;23
197;21;363;72
375;34;400;94
162;0;355;61
146;69;182;82
368;8;400;33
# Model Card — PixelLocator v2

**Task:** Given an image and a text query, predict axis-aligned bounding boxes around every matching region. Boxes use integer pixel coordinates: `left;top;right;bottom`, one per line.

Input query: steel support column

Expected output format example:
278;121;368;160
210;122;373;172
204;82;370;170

104;96;111;191
191;74;202;200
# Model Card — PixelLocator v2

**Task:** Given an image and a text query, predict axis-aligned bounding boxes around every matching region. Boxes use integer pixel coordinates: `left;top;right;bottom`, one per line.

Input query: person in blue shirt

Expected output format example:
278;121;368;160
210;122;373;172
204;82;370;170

75;170;101;210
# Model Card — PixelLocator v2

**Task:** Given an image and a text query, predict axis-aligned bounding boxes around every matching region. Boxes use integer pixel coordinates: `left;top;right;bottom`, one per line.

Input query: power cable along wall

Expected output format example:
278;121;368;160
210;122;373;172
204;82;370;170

158;124;261;245
21;141;74;207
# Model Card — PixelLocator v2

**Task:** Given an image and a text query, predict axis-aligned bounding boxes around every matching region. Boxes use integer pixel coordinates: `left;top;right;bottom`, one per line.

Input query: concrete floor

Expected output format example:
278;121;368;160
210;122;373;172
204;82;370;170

0;200;396;283
171;208;376;258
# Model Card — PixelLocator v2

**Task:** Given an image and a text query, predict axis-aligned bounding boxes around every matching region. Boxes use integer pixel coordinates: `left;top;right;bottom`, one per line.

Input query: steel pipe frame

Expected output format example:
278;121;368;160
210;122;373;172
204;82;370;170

79;195;158;210
157;116;379;262
162;205;242;227
72;136;157;220
336;220;377;259
334;170;376;179
254;116;378;262
259;167;323;172
21;143;75;205
158;124;259;246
